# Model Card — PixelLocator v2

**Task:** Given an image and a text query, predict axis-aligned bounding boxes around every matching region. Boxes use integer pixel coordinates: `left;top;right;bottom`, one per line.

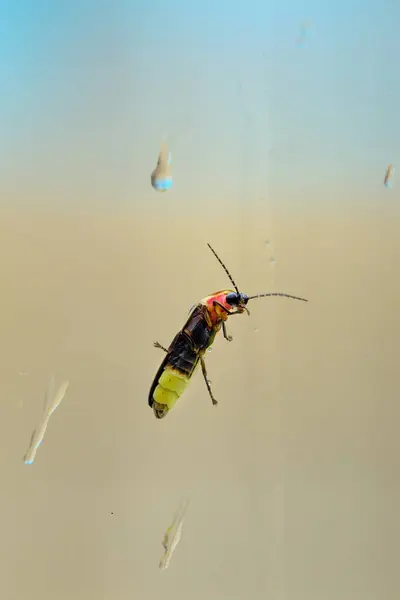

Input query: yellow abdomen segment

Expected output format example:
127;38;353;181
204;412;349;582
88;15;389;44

153;367;190;410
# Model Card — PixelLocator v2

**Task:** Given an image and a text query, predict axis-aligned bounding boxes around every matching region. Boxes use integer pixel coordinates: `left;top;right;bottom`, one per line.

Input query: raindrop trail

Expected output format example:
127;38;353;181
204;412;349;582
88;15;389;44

24;378;70;465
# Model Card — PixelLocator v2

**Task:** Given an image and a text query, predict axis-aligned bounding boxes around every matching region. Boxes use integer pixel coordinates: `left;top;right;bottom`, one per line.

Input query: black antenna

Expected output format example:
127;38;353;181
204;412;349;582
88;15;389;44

207;243;240;294
247;292;308;302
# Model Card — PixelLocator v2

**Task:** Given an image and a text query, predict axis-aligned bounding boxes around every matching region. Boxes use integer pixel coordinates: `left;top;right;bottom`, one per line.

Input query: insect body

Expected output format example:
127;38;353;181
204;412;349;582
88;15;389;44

148;243;308;419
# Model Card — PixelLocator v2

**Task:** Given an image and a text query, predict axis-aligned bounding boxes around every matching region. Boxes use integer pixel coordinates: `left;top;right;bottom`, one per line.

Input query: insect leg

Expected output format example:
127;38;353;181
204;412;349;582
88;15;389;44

222;322;233;342
200;357;218;406
154;341;168;353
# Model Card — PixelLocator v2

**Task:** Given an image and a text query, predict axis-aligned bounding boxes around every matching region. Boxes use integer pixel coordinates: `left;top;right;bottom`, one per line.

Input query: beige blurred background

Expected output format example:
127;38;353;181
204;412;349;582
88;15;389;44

1;1;399;599
0;208;399;600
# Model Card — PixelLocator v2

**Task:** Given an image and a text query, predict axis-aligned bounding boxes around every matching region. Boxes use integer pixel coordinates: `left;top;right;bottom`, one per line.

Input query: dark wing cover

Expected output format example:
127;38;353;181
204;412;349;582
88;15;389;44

182;305;212;350
148;331;180;408
148;305;212;408
148;330;200;407
148;353;174;407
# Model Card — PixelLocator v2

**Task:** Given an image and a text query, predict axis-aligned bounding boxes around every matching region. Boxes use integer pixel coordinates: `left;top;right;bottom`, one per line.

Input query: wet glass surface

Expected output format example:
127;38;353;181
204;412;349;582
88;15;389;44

0;2;399;599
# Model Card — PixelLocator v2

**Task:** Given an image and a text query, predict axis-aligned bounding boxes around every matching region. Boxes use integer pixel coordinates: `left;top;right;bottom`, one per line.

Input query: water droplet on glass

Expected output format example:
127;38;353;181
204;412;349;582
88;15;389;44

151;142;173;192
270;257;276;266
207;347;212;353
265;240;270;247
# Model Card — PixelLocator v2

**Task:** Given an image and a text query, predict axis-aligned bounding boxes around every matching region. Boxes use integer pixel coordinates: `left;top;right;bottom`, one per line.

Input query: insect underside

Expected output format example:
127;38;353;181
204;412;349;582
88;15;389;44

148;243;308;417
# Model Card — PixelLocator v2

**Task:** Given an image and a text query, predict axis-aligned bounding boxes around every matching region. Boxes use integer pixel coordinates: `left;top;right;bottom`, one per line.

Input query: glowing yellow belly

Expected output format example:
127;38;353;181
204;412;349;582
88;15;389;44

153;367;190;410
